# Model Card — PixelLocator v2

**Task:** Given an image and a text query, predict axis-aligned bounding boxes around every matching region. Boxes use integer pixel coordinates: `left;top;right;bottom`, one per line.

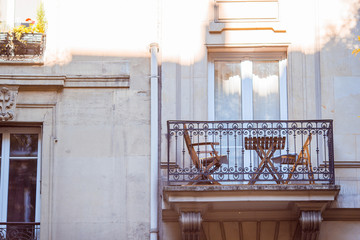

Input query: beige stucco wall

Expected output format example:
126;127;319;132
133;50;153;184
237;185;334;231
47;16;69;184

1;58;152;239
1;0;158;238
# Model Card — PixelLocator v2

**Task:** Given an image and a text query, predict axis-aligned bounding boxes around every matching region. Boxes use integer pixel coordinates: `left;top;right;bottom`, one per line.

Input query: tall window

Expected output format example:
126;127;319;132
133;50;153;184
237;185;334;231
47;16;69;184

0;0;39;30
0;128;41;223
208;52;288;120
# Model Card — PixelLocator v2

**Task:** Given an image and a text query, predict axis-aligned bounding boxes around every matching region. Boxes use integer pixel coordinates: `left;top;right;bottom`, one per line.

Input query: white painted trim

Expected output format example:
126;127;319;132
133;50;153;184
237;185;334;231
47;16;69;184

6;0;15;28
0;133;9;222
241;60;253;120
279;58;288;120
207;60;215;120
35;129;42;222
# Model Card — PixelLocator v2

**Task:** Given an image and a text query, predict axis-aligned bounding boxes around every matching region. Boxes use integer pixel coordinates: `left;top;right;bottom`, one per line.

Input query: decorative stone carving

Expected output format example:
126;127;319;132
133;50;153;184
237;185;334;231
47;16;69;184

0;86;18;121
299;211;322;240
180;211;202;240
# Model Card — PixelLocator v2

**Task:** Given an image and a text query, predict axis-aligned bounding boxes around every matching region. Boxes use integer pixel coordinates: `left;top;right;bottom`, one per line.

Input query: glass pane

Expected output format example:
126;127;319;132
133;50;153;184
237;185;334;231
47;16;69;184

7;159;37;222
215;61;242;120
10;134;38;157
252;61;280;120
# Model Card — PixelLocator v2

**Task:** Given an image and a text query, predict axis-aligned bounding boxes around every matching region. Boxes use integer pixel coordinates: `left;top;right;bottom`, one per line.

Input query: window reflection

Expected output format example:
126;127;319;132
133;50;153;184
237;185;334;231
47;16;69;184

10;134;38;157
7;159;37;222
252;61;280;120
215;61;242;120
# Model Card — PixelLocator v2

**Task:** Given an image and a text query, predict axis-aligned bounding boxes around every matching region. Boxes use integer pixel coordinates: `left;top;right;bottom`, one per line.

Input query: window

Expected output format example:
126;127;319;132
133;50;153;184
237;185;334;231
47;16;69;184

0;128;41;223
208;51;288;120
0;0;39;30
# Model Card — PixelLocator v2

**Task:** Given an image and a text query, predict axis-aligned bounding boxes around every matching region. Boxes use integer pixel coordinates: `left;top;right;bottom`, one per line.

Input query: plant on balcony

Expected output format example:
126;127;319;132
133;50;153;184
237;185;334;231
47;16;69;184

34;1;47;34
0;2;47;59
352;35;360;57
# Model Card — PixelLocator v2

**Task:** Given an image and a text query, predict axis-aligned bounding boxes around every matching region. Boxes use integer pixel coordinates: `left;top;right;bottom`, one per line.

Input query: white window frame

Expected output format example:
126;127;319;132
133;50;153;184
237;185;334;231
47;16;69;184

0;127;41;223
208;51;288;121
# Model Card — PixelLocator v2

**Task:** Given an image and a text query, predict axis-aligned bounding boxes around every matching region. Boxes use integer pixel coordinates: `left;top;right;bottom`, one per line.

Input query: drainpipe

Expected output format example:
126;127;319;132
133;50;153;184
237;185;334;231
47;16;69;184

149;42;159;240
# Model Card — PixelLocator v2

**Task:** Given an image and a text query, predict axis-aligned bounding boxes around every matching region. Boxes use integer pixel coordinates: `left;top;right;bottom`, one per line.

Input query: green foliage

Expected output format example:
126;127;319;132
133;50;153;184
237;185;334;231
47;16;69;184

12;24;34;41
34;2;47;33
352;36;360;56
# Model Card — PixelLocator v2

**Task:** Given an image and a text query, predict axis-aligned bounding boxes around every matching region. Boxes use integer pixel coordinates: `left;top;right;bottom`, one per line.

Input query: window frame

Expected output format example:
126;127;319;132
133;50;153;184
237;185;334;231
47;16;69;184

0;127;41;223
208;51;288;121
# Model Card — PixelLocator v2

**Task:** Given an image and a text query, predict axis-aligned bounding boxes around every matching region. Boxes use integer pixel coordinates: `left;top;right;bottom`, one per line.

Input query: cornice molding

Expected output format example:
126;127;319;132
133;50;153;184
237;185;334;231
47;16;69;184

0;74;130;89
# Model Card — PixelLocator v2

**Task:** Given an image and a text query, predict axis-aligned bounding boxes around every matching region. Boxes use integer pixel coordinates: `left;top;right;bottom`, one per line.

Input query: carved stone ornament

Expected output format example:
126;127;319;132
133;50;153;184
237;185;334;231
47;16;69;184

0;86;18;121
180;211;202;240
299;211;322;240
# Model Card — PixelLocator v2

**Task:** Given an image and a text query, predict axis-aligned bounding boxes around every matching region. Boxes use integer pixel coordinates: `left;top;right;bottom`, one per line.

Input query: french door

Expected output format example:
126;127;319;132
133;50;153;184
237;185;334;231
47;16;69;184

208;53;288;170
0;128;41;223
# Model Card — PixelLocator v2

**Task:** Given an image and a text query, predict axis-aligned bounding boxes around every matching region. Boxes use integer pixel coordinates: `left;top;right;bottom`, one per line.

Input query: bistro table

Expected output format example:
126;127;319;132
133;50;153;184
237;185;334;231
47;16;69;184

245;136;286;184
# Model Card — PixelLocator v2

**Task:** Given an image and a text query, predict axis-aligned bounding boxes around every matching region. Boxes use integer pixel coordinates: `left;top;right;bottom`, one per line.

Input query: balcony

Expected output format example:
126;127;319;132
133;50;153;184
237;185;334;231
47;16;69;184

163;120;339;239
0;32;45;63
0;222;40;240
166;120;335;185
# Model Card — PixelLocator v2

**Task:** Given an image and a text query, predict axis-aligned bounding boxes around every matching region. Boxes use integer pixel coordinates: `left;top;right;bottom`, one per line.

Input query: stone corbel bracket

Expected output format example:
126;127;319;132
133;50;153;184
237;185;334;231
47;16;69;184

295;202;326;240
180;211;202;240
299;211;322;240
0;86;19;121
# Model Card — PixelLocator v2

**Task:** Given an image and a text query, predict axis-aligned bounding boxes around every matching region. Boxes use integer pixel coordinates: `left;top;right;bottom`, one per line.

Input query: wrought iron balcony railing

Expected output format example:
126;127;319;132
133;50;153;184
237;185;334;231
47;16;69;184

0;222;40;240
167;120;334;185
0;32;45;61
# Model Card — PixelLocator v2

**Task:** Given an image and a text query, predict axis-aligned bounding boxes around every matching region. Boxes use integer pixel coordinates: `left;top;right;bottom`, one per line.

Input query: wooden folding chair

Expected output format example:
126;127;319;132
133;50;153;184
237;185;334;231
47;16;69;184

272;134;314;184
183;124;227;185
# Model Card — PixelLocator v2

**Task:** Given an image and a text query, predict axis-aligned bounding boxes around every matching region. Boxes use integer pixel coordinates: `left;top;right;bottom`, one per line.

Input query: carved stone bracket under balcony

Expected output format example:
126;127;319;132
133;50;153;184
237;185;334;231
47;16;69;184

0;86;18;121
299;210;322;240
180;211;202;240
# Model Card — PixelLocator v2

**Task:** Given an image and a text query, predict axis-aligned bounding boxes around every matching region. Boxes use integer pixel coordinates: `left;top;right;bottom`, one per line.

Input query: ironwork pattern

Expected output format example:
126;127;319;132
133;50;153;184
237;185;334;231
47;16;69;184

0;33;45;61
0;222;40;240
167;120;335;185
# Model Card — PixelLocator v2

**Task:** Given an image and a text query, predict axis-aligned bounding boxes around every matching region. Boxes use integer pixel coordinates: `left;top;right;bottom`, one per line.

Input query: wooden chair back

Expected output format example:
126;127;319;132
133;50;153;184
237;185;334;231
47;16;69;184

297;134;312;165
183;124;200;168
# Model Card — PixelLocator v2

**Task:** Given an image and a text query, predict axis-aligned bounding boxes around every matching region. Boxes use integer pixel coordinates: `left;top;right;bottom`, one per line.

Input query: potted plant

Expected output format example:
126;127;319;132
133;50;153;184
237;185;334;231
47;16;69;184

10;2;47;57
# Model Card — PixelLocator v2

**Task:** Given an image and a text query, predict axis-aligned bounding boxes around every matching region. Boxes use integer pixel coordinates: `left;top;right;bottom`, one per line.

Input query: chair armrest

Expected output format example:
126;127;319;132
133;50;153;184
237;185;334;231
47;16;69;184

190;142;219;146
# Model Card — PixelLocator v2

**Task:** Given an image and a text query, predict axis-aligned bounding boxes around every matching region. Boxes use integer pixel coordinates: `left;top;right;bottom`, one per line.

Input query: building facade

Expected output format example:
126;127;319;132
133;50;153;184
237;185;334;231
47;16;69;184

0;0;359;239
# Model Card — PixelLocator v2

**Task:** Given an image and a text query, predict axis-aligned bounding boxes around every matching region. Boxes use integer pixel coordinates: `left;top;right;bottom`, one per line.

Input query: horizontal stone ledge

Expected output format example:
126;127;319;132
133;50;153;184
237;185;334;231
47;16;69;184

65;75;129;88
0;74;130;89
163;185;340;203
209;22;287;34
164;184;341;192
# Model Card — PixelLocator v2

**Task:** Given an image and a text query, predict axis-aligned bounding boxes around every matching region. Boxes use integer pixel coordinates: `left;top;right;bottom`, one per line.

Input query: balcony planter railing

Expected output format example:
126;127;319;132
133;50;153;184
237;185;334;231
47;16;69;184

0;222;40;240
0;32;45;61
167;120;334;185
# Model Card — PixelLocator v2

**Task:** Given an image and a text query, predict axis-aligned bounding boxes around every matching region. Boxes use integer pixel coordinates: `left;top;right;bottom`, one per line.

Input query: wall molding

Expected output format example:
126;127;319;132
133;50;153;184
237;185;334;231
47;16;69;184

0;74;130;89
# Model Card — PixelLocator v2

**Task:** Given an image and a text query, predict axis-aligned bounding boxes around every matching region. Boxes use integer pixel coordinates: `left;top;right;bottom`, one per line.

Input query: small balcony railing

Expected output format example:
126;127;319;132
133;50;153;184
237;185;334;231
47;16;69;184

0;32;45;61
0;222;40;240
167;120;334;185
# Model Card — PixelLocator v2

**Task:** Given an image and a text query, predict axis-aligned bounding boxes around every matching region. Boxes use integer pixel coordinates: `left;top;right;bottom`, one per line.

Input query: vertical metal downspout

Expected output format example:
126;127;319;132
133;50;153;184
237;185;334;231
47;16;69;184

150;43;159;240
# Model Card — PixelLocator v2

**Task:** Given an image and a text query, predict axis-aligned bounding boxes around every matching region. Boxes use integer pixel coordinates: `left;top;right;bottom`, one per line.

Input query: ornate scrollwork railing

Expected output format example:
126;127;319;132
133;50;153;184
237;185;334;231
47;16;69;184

167;120;334;185
0;222;40;240
0;32;45;61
